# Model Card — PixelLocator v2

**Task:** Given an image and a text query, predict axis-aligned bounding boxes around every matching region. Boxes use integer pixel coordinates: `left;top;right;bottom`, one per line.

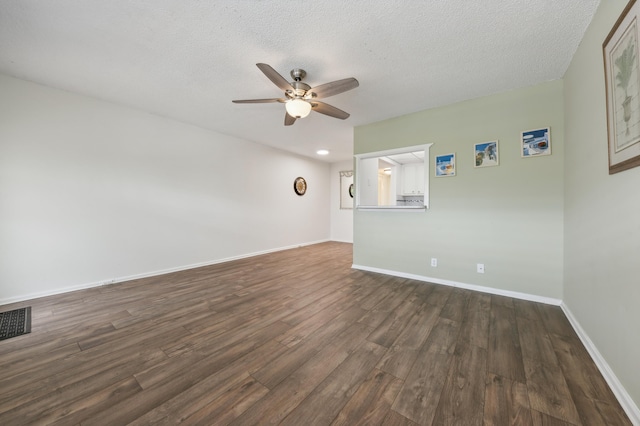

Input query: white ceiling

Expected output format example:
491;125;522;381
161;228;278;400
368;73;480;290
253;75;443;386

0;1;600;162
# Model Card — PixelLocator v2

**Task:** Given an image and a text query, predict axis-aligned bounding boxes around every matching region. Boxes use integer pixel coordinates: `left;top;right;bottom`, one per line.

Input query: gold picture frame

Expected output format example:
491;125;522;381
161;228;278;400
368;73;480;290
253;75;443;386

603;0;640;174
293;177;307;196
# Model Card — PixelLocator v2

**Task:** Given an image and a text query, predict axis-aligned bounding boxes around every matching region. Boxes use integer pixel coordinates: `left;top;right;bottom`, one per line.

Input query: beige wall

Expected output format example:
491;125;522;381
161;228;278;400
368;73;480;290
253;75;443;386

564;0;640;412
354;80;564;299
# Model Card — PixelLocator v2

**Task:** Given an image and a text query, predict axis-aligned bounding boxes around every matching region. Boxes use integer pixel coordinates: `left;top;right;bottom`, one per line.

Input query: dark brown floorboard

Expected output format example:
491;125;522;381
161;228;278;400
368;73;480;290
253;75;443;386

0;242;630;425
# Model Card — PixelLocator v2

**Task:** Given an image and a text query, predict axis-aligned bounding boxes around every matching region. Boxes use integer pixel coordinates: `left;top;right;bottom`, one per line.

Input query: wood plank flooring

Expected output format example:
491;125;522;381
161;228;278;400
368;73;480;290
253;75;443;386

0;242;631;425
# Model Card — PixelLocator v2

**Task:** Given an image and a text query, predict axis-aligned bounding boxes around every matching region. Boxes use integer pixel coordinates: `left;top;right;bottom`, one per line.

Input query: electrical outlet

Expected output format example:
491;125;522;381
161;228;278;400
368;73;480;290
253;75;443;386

477;263;485;273
431;258;437;267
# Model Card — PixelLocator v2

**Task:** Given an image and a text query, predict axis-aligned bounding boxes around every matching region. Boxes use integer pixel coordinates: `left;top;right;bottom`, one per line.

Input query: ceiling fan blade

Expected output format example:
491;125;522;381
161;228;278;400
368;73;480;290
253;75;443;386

285;112;297;126
232;98;285;103
309;78;359;99
311;101;350;120
256;63;294;92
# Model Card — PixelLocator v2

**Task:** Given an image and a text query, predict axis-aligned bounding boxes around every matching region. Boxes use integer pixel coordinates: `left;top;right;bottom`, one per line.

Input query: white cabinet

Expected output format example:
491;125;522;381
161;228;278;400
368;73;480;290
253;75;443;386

402;163;425;195
355;144;432;209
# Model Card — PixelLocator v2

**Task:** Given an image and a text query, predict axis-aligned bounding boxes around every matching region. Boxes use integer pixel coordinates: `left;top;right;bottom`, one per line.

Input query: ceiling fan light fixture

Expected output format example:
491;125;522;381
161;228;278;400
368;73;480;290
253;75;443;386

233;64;359;126
285;98;312;118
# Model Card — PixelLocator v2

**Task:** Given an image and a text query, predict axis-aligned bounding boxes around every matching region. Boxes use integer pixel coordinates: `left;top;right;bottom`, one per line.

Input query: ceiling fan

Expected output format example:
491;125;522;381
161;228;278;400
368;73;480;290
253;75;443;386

232;63;359;126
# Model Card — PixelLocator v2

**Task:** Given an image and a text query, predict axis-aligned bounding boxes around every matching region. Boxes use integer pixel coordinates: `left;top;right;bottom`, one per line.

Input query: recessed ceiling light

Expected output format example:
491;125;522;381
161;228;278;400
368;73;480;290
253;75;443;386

317;149;329;155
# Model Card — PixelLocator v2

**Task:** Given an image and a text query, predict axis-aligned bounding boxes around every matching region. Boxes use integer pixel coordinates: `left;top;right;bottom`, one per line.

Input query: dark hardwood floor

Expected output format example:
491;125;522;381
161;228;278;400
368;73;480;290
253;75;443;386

0;242;631;425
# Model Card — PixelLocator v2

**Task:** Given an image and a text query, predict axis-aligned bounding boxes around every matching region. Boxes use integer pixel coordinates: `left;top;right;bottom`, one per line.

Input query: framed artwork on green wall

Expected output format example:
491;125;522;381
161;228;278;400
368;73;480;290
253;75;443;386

435;153;456;177
474;141;499;168
521;128;551;157
603;0;640;174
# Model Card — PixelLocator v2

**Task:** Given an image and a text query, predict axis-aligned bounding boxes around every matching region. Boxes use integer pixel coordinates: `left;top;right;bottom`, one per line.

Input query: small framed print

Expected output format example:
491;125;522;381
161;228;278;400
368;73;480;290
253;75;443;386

474;140;499;168
435;153;456;177
521;127;551;157
293;177;307;196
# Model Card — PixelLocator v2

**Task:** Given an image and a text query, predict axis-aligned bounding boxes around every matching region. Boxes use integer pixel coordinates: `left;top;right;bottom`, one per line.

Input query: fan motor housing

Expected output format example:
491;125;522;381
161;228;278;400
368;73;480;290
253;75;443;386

290;68;307;81
288;81;311;98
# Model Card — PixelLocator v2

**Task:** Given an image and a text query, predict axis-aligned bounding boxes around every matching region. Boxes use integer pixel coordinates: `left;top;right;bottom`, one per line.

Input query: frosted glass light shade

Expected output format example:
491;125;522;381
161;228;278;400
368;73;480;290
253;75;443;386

285;99;312;118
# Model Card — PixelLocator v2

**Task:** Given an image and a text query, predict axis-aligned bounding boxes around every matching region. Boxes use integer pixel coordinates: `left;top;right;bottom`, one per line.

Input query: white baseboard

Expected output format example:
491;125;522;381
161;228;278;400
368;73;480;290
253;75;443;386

561;303;640;425
0;280;114;307
0;239;330;306
351;264;562;305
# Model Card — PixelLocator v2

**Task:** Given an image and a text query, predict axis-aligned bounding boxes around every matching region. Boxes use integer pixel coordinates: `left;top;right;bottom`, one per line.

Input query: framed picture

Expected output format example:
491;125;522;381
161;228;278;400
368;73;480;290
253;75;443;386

604;0;640;174
474;140;499;168
521;127;551;157
293;177;307;196
339;171;353;209
435;153;456;177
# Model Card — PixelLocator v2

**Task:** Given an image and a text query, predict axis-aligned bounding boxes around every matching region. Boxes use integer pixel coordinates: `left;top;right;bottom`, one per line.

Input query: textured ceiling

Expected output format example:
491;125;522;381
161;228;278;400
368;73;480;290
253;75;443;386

0;1;600;162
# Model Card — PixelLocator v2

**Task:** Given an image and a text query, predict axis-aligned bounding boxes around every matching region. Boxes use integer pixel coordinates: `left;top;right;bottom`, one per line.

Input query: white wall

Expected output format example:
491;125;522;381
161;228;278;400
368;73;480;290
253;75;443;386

354;81;565;300
0;74;331;303
564;0;640;416
330;160;354;242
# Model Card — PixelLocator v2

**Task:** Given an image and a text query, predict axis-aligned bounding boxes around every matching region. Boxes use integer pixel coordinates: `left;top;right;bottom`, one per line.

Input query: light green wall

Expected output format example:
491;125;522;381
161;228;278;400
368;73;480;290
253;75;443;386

354;80;564;299
564;0;640;409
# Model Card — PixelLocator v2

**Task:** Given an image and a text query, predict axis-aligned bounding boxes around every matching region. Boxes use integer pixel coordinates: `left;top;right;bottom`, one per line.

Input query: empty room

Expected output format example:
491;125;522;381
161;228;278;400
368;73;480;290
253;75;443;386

1;1;639;425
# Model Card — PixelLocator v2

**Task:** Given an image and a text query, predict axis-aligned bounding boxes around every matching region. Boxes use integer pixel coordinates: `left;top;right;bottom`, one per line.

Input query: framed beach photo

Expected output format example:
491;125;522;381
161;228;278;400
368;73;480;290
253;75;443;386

474;140;499;168
521;128;551;157
603;0;640;174
435;153;456;177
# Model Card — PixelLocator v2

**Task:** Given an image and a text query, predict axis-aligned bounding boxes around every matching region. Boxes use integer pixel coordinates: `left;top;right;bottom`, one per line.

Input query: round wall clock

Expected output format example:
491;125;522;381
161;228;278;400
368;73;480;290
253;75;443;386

293;177;307;196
